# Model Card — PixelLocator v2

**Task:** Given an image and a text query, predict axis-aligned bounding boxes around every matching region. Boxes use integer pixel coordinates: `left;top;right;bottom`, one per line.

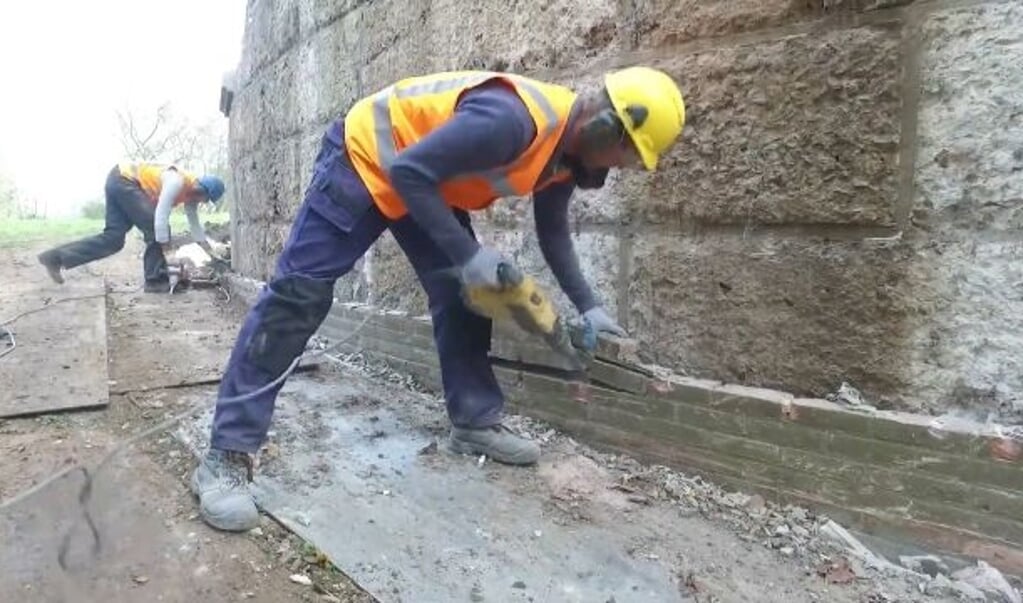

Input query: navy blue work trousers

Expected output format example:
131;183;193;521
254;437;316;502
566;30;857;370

210;124;503;453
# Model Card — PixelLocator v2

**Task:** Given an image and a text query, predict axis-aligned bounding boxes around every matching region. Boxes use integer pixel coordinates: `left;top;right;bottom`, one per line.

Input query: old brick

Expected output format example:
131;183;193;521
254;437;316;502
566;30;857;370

498;368;590;421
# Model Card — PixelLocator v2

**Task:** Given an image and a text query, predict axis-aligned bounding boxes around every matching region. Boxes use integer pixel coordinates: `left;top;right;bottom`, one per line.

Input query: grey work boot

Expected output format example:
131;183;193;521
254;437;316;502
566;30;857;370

447;424;541;465
190;448;260;531
37;250;64;284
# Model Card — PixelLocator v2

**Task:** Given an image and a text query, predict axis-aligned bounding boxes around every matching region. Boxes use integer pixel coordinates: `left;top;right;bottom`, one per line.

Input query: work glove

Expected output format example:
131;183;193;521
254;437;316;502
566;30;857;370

582;306;627;338
460;246;512;289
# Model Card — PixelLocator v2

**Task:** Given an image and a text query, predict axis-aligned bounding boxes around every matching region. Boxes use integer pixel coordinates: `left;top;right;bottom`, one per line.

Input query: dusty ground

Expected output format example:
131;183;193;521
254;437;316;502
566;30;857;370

0;234;1004;602
0;237;369;603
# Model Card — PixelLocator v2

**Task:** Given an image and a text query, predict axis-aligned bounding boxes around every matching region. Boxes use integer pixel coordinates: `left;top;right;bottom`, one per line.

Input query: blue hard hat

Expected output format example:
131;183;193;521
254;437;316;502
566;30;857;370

198;175;226;202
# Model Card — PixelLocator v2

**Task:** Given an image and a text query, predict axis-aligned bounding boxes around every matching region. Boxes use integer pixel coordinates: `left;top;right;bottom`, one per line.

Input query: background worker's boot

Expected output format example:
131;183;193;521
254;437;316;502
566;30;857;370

37;250;64;284
144;281;171;294
191;448;260;531
447;424;541;465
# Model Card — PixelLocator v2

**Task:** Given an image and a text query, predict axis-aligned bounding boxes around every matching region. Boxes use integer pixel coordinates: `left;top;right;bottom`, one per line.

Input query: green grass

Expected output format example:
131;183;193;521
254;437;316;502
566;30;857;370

0;212;230;249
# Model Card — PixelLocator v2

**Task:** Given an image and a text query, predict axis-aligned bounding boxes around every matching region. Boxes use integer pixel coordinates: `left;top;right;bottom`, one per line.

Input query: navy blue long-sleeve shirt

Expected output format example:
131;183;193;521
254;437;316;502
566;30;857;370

387;81;598;313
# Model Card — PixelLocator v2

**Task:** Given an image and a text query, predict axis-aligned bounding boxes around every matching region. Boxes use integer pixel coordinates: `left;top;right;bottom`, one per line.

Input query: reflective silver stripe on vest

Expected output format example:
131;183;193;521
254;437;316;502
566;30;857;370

393;74;492;100
375;74;494;171
373;73;560;197
508;76;559;137
372;87;397;170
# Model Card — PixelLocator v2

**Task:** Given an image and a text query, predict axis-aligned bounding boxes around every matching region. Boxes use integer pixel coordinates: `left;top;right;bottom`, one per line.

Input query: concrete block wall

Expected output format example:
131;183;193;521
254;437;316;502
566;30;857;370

227;0;1023;417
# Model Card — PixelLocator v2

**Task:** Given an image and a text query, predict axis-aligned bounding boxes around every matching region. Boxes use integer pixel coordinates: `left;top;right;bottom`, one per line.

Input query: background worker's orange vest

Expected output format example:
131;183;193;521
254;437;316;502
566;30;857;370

344;71;578;220
118;162;199;206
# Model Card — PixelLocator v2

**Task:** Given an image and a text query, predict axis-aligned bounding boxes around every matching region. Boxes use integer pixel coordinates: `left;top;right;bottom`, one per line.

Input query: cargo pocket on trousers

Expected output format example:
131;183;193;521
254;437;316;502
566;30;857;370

305;156;373;233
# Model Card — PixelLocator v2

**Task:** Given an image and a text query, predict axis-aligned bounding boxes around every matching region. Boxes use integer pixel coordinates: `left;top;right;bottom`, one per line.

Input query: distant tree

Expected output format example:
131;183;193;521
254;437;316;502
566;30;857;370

80;198;105;220
0;172;16;219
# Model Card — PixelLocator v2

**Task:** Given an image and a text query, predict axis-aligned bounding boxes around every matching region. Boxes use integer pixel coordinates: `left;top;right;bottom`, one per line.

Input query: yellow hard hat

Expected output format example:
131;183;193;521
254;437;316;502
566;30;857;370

604;66;686;170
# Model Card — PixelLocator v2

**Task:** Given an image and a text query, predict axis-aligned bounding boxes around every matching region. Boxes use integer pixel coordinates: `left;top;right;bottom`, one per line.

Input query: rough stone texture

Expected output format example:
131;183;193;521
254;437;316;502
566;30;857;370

363;232;429;314
294;26;361;128
901;2;1023;417
906;240;1023;418
628;24;903;227
296;0;365;37
627;233;916;405
912;2;1023;235
480;173;633;228
427;0;626;77
627;0;907;50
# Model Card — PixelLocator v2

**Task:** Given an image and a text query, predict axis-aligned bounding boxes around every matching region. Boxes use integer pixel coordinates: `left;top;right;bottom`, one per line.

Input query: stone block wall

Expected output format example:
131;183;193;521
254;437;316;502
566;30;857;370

226;0;1023;417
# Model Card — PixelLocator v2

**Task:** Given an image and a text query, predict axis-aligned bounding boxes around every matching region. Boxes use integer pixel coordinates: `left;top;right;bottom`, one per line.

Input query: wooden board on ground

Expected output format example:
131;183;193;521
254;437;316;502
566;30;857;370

105;286;239;393
0;280;109;418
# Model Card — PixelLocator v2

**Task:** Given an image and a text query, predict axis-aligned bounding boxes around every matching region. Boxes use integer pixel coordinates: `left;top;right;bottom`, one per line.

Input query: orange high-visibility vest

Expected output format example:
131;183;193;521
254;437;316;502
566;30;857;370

117;162;199;207
344;71;578;220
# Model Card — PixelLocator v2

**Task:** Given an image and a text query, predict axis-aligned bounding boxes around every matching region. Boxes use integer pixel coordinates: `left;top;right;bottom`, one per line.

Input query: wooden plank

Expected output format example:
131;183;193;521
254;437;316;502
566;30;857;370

0;283;109;417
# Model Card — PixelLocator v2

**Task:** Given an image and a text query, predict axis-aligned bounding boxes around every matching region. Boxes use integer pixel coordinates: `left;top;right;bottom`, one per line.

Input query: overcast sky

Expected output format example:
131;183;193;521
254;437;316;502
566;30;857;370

0;0;246;216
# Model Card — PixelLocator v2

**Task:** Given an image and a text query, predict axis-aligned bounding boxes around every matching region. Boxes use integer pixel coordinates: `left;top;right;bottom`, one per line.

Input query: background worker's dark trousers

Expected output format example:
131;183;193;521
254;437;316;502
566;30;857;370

210;139;503;454
43;166;169;286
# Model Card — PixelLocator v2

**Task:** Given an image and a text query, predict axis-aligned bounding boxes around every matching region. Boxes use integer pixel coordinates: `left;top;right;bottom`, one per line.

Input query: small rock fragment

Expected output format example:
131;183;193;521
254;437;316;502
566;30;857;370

898;554;949;578
132;575;149;585
470;584;485;602
289;574;313;586
511;581;526;589
746;494;767;514
926;574;987;600
817;558;856;585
